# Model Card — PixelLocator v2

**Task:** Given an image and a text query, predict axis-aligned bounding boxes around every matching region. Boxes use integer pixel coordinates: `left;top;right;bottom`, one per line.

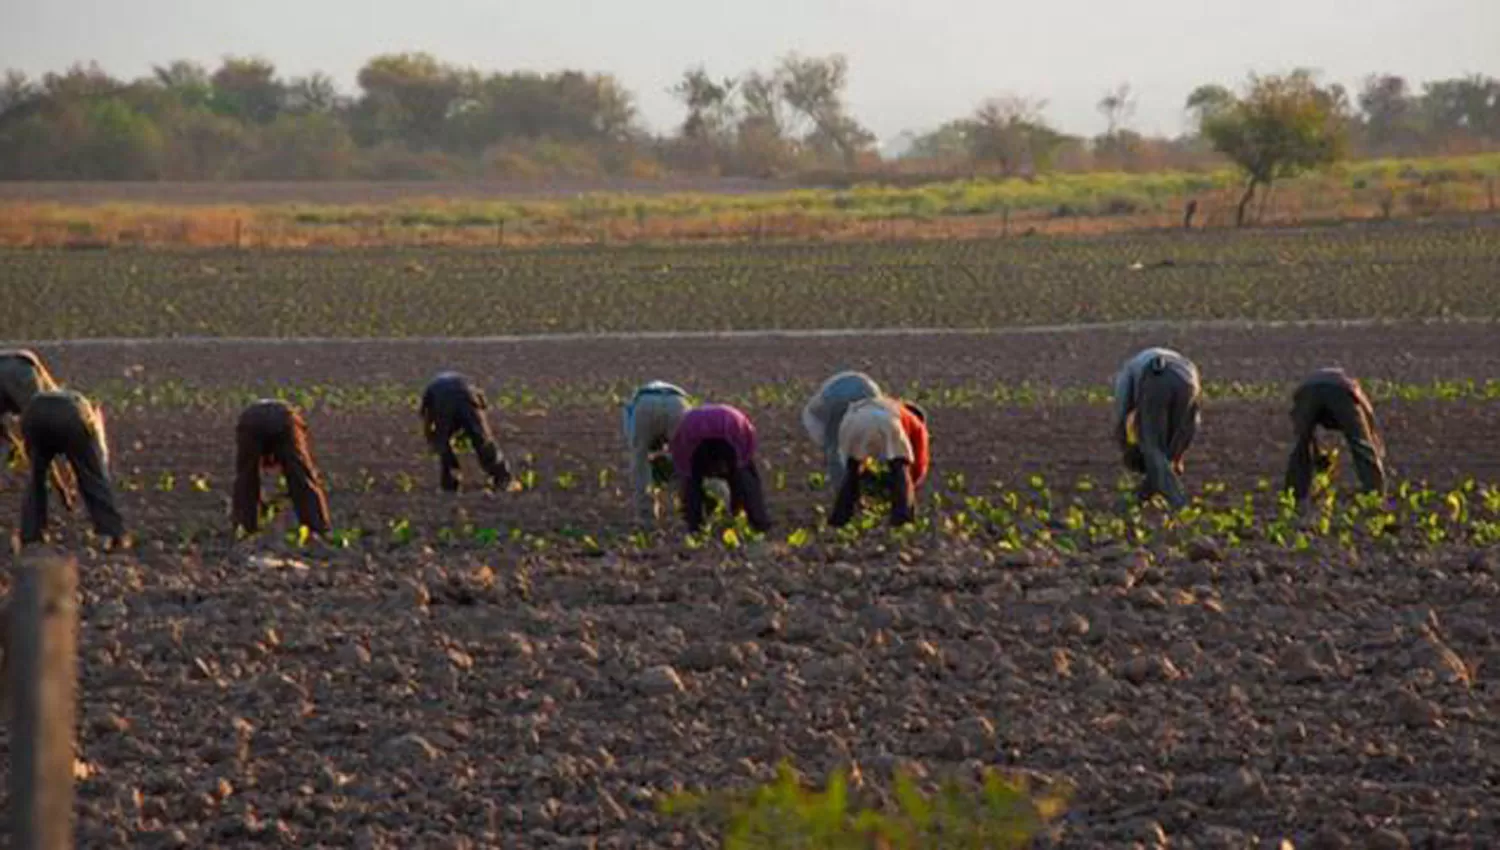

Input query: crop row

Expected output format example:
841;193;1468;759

94;461;1500;556
67;376;1500;415
3;219;1496;339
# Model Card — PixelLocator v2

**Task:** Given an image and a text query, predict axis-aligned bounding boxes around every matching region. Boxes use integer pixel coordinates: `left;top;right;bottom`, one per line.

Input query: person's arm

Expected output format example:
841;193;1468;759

1351;382;1386;457
904;406;930;488
801;394;827;445
1112;367;1135;451
419;388;437;439
625;404;654;520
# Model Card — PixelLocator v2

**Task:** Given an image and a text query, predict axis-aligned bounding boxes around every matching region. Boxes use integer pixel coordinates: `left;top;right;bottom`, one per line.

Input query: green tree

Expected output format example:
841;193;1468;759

1420;75;1500;143
902;120;971;162
161;110;251;179
1184;83;1234;129
244;112;355;179
1195;70;1350;226
210;57;284;124
353;52;464;148
77;97;165;178
151;60;213;108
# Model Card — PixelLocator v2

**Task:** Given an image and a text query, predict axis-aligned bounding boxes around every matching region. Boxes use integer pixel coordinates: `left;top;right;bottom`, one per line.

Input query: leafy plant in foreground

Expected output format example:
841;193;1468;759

662;761;1068;850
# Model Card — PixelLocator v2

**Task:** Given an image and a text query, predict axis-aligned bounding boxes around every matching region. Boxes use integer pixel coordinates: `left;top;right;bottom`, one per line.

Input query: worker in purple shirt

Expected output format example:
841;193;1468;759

669;403;772;533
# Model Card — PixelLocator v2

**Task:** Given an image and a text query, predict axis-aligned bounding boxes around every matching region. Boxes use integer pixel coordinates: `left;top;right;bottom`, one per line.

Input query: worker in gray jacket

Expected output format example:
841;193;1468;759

0;349;75;510
801;370;882;490
1113;347;1201;509
622;380;693;522
1285;368;1387;502
18;389;125;546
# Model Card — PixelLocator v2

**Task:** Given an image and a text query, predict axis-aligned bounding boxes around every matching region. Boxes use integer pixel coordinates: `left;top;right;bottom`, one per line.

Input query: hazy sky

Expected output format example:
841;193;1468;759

4;0;1498;145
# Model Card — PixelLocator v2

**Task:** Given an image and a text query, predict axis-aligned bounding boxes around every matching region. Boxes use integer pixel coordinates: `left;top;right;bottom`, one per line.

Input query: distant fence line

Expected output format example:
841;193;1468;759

1;179;1496;250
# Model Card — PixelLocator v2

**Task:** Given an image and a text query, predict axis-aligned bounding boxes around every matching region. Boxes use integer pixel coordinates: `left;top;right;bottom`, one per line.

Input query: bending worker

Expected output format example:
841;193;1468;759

0;349;75;509
1285;367;1387;502
1112;346;1201;509
622;380;693;522
802;370;882;489
420;371;512;493
233;399;331;535
830;396;930;527
670;403;772;534
19;389;125;546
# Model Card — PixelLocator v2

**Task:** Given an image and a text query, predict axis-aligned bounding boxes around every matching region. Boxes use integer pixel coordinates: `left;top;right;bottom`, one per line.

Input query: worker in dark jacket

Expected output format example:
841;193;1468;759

669;404;772;533
1113;347;1201;509
233;399;331;535
0;349;75;510
420;372;512;493
830;397;930;527
18;389;125;546
1285;368;1387;502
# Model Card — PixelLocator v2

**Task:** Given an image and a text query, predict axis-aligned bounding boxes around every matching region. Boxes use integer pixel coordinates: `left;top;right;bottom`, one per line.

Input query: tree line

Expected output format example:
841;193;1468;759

0;53;1496;182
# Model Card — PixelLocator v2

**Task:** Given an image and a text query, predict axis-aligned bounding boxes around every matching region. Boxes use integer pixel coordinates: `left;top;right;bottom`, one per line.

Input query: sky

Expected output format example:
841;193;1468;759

4;0;1498;148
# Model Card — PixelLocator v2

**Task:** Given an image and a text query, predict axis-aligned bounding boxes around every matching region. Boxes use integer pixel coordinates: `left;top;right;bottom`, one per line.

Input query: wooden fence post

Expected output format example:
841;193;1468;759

8;551;80;850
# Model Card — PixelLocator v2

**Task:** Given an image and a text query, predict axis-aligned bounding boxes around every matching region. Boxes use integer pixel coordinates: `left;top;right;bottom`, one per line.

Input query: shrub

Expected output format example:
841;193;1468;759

662;761;1069;849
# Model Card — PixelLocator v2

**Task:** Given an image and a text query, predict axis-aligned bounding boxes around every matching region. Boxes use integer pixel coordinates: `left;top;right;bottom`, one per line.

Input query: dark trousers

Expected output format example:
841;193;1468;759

422;383;510;492
830;458;915;527
4;417;77;512
233;403;330;534
20;396;124;543
1286;382;1386;501
681;439;772;533
1131;368;1198;509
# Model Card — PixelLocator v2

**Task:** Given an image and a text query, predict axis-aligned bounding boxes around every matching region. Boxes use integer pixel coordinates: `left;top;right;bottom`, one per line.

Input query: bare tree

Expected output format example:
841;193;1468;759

967;94;1065;176
1097;82;1136;137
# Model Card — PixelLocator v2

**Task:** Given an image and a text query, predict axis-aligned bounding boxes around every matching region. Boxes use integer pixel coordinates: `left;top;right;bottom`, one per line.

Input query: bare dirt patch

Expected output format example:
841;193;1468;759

0;324;1496;848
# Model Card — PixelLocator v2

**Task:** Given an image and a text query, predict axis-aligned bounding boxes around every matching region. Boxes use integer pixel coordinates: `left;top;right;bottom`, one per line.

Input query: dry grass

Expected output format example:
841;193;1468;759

2;161;1496;249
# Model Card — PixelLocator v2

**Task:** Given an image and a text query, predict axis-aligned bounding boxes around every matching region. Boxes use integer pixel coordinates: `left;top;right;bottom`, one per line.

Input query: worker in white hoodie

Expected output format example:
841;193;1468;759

1112;347;1201;508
